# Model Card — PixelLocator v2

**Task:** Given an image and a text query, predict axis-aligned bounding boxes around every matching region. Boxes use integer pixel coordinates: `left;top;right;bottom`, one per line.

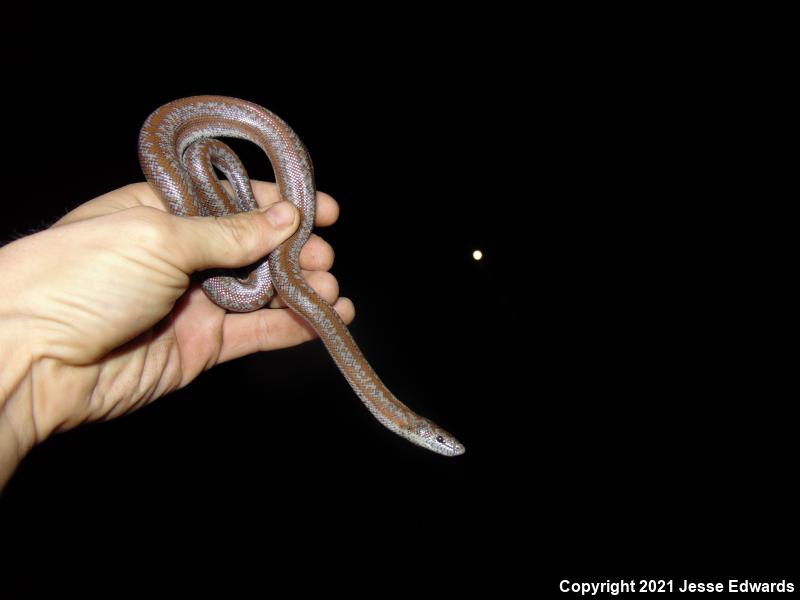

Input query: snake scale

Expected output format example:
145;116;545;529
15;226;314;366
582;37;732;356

138;96;465;456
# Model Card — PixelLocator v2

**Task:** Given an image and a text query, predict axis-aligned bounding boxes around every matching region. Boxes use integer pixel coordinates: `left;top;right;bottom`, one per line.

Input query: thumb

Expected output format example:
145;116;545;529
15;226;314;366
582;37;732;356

174;201;299;273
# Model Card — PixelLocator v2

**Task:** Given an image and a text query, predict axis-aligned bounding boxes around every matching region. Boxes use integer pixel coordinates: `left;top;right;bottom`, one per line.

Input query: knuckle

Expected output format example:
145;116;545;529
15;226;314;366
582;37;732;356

313;271;339;299
125;206;172;248
120;182;150;197
302;235;335;269
254;310;276;350
118;183;162;210
315;236;336;268
217;214;258;250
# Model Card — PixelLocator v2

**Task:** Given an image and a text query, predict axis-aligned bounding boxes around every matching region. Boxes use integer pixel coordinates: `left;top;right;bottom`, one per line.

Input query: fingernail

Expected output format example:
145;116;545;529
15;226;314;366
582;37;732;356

264;202;295;228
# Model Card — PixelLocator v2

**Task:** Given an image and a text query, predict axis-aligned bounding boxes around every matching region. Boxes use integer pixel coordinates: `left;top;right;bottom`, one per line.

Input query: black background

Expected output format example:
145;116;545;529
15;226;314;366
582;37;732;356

0;6;795;596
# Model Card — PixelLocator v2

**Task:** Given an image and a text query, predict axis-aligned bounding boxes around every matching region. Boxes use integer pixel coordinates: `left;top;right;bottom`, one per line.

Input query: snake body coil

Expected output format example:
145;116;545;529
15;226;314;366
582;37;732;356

138;96;464;456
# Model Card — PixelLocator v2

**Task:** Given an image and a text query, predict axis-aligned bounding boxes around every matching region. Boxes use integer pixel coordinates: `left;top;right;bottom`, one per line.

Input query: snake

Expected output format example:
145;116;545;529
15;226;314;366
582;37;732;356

138;96;465;456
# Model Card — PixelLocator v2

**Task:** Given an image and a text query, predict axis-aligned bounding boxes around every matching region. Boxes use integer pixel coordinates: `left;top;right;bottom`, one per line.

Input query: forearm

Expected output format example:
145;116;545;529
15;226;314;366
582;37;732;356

0;321;38;490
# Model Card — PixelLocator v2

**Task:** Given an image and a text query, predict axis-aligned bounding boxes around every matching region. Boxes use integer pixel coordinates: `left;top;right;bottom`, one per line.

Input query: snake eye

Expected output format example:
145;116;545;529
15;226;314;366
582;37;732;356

436;436;445;444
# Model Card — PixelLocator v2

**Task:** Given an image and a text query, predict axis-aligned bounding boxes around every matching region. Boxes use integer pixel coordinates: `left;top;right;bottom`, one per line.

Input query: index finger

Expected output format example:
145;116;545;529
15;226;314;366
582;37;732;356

59;180;340;230
250;180;339;227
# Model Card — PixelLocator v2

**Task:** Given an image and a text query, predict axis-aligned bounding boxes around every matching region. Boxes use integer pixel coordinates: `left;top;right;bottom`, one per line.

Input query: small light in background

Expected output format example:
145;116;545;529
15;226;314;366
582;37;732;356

472;250;483;261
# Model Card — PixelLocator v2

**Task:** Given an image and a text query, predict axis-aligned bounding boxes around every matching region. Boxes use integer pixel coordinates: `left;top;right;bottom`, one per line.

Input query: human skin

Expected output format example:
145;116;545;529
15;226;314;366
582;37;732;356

0;181;354;489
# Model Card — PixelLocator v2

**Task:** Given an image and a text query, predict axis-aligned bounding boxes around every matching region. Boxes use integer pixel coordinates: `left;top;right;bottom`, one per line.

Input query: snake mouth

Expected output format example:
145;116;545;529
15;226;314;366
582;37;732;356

447;441;466;457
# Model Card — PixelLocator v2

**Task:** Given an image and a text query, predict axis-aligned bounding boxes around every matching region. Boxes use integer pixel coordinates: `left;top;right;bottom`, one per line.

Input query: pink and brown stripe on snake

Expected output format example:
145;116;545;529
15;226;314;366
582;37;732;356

138;96;464;456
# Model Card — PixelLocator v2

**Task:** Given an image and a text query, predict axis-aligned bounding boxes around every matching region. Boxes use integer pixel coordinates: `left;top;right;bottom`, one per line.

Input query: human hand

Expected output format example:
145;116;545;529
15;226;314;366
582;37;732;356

0;181;354;486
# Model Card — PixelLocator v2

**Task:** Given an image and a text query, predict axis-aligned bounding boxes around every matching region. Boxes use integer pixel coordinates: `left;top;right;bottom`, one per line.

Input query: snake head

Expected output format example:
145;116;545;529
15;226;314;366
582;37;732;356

412;418;466;457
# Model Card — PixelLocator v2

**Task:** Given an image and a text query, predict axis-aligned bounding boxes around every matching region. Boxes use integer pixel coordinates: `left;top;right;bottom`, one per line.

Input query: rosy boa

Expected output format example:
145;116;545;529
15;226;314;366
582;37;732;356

138;96;465;456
